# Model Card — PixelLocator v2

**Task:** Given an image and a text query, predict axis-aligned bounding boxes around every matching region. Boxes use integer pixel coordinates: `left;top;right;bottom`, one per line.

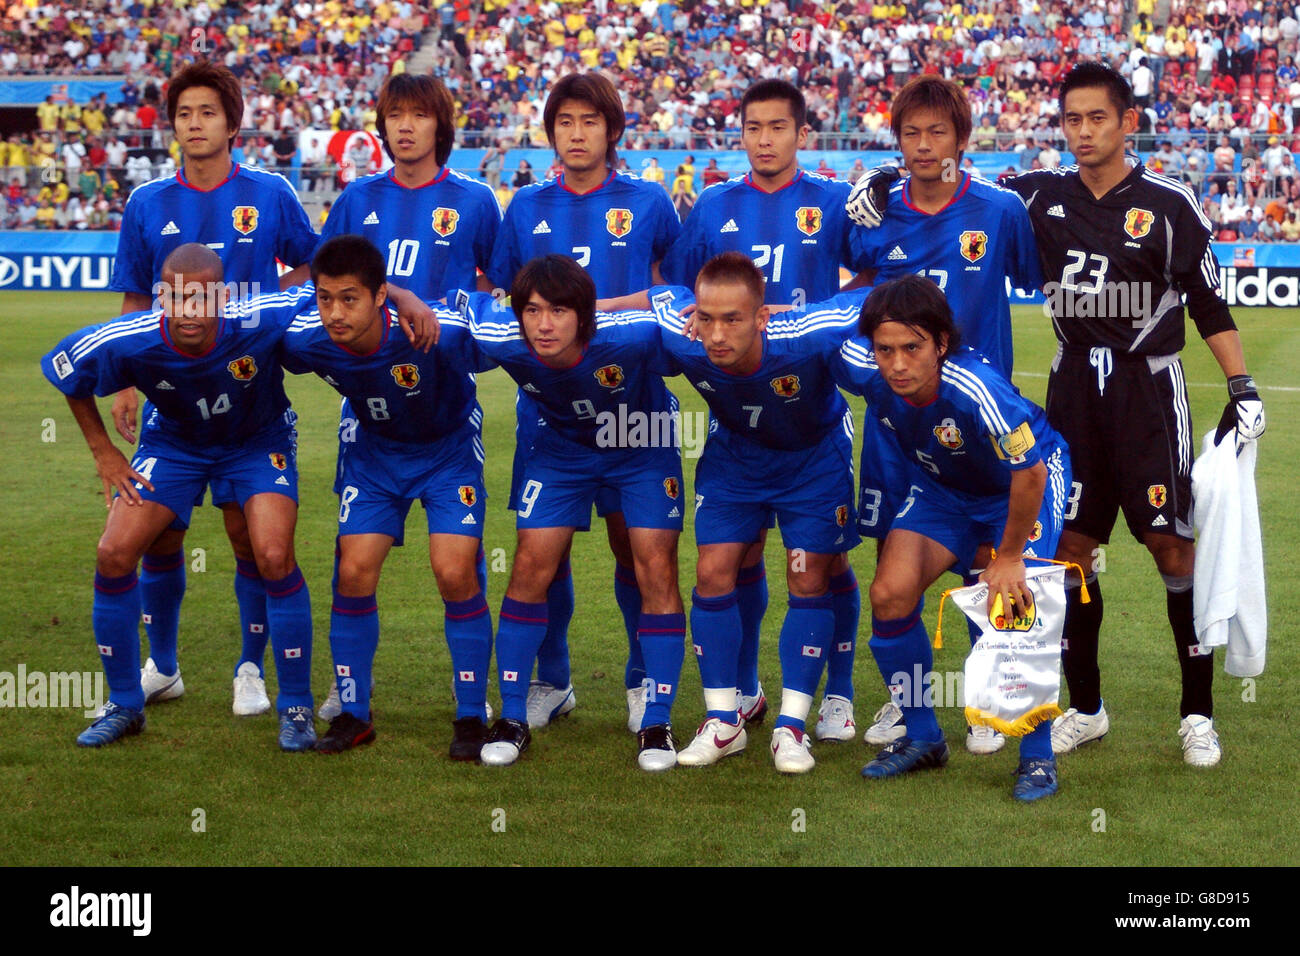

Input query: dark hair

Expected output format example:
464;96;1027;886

543;72;625;167
696;251;765;309
311;235;387;296
166;61;243;150
1059;61;1134;118
857;275;962;355
374;73;456;165
890;76;973;149
510;254;597;344
740;78;807;129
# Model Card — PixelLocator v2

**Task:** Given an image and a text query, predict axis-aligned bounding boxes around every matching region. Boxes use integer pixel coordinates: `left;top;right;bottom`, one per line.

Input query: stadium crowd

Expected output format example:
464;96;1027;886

6;0;1300;237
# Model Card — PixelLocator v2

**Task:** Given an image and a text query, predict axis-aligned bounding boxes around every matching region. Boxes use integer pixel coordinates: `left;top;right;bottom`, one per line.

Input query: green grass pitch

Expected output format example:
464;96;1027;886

1;291;1296;866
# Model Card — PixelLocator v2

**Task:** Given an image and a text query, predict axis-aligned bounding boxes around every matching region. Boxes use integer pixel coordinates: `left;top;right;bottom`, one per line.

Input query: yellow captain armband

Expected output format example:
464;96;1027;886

990;421;1036;462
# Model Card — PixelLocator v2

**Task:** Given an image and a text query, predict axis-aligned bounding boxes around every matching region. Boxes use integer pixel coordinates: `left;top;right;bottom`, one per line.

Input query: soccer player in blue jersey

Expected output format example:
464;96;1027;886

833;276;1071;800
275;236;495;756
641;253;862;774
488;72;683;736
845;76;1044;755
43;244;317;751
457;255;686;771
321;73;500;299
106;61;321;720
662;79;871;743
315;73;500;724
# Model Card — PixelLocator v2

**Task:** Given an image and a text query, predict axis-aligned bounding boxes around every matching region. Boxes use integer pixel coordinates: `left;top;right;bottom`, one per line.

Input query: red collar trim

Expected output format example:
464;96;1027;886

333;305;392;357
901;171;970;214
387;165;448;189
744;168;804;194
177;162;239;192
559;168;615;195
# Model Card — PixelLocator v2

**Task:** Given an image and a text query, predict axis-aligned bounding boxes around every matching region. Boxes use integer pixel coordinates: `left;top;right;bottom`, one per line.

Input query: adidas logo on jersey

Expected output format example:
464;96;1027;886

324;375;339;386
668;507;681;518
533;220;551;235
461;514;476;525
160;220;179;235
887;245;908;261
720;218;739;233
1151;514;1168;527
523;382;539;393
363;211;379;225
156;380;175;390
696;380;715;392
275;475;289;486
1047;204;1065;218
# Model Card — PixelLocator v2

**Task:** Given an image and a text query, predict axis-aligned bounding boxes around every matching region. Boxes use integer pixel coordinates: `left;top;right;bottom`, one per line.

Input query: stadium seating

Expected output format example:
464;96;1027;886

4;0;1300;235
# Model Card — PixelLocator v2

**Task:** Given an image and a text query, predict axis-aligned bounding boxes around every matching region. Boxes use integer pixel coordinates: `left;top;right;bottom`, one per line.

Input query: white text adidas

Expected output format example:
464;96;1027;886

1047;204;1066;218
533;220;551;234
720;218;739;233
160;220;179;236
363;211;379;225
887;245;908;261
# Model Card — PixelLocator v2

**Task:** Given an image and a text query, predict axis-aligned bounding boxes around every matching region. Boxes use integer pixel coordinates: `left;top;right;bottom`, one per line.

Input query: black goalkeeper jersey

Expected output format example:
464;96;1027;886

1005;162;1235;356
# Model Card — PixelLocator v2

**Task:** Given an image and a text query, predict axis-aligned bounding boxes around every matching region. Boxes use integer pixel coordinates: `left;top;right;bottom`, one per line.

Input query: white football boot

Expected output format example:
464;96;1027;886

676;716;748;766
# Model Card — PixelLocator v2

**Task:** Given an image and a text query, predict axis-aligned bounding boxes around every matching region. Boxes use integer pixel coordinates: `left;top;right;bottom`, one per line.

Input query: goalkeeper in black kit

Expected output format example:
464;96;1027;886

846;62;1266;768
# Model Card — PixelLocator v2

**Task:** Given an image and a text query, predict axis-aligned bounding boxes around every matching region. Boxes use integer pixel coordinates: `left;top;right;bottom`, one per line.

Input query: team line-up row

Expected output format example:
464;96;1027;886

46;61;1266;802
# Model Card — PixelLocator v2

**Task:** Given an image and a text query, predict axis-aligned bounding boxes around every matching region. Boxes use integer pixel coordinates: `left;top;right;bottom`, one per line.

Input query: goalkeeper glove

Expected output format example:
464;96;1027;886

1215;374;1266;448
845;163;903;228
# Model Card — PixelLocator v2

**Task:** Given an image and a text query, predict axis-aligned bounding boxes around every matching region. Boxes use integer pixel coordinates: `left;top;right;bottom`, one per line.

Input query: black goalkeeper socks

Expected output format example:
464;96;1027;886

1168;586;1213;718
1062;579;1103;715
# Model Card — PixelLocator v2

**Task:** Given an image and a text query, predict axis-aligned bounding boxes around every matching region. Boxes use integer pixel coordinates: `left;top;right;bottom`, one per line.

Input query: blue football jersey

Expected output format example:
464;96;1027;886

487;169;681;297
110;163;320;296
320;167;501;298
649;284;862;452
848;172;1042;377
661;170;856;305
42;285;316;446
456;290;676;449
834;340;1061;500
279;302;494;445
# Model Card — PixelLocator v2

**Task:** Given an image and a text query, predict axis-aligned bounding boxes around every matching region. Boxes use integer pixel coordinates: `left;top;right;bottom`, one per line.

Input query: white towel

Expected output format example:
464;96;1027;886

1191;430;1266;677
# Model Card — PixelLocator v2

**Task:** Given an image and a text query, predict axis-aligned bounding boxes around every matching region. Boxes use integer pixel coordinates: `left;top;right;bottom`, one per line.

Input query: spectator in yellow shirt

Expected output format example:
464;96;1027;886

36;97;60;132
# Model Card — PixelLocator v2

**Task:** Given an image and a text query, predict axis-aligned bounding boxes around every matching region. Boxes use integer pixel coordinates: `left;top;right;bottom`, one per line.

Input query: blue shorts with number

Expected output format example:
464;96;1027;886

693;417;860;554
508;393;663;519
890;444;1072;572
128;421;299;530
857;412;910;539
514;427;684;532
334;419;487;545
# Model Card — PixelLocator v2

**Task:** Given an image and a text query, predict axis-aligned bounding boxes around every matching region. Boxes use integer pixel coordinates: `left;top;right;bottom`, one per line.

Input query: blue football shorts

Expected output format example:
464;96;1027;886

693;418;860;554
890;444;1072;572
334;419;487;545
128;421;299;530
513;427;684;532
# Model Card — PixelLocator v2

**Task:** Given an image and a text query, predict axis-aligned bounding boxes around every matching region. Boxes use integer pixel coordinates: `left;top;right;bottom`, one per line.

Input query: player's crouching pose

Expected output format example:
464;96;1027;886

833;276;1071;800
277;236;495;756
43;244;318;751
457;255;686;770
643;253;863;774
